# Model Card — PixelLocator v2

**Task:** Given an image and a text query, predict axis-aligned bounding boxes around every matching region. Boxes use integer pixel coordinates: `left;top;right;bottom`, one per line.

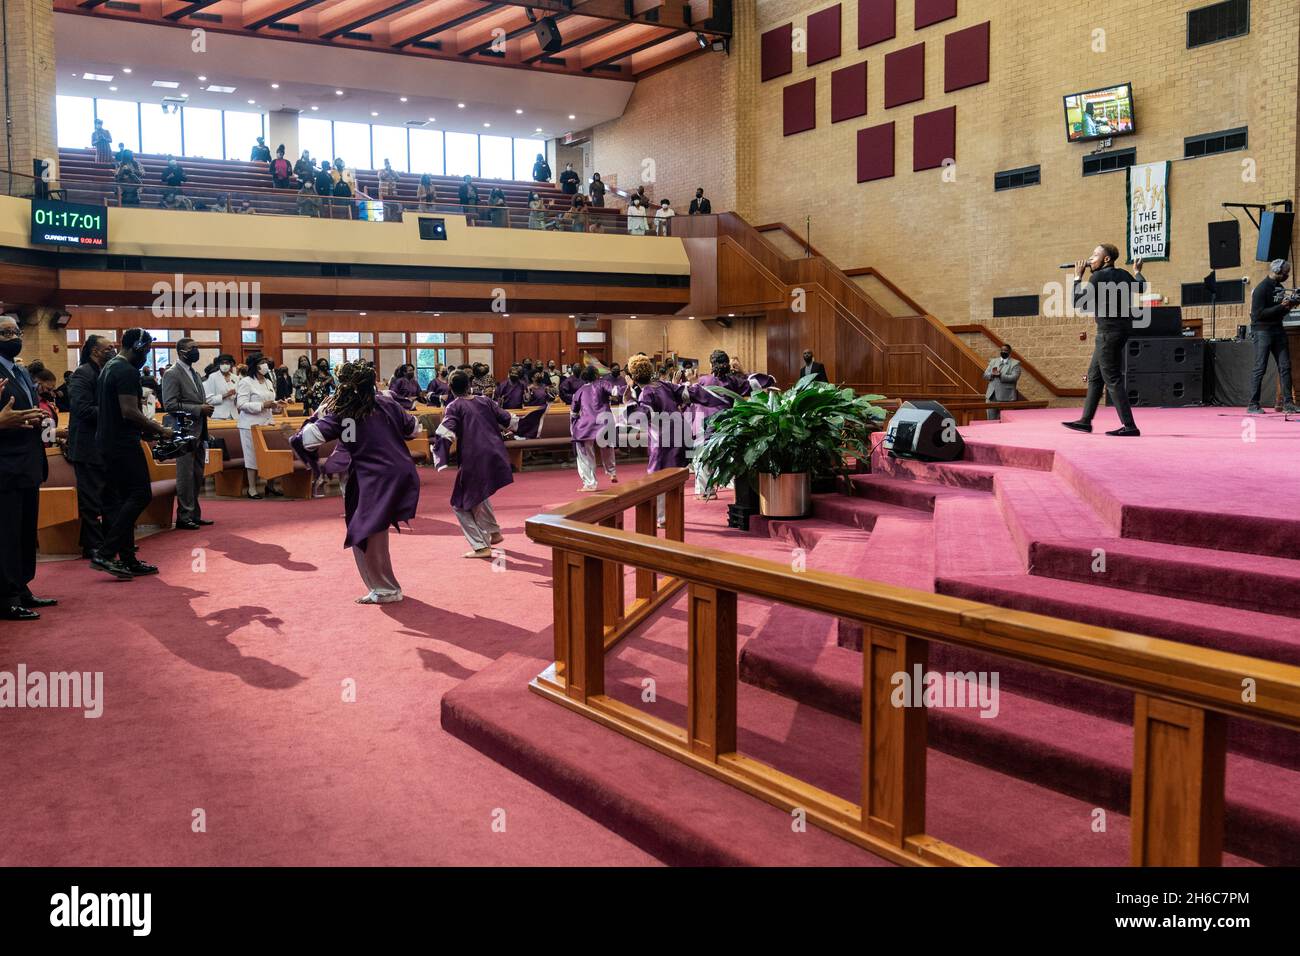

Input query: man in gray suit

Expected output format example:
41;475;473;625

983;344;1022;419
161;337;214;529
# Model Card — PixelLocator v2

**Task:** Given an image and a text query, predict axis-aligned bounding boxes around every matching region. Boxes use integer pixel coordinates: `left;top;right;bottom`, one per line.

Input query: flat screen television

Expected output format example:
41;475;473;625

1063;83;1135;143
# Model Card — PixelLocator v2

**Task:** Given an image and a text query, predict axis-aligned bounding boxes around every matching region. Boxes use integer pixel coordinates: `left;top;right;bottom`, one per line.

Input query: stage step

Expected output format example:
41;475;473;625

1029;536;1300;619
848;474;987;512
736;632;1300;866
808;492;932;531
870;453;1000;491
1117;502;1300;562
961;440;1057;471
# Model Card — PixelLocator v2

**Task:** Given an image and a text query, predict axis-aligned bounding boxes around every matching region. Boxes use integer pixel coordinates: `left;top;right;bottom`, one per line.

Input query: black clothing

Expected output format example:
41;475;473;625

294;158;315;182
1248;326;1294;407
72;459;119;554
558;169;580;195
533;159;552;182
101;443;152;561
96;356;145;451
1073;266;1146;328
314;168;335;197
1078;325;1137;429
54;383;70;413
0;360;47;488
251;144;272;162
689;196;712;215
0;359;46;606
799;361;828;383
65;361;102;465
1251;277;1295;329
270;156;293;188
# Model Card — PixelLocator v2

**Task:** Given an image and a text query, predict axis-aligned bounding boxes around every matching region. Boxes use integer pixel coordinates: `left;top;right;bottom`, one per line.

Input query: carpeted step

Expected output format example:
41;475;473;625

848;474;987;512
1118;502;1300;562
1030;536;1300;619
933;492;1025;578
989;467;1111;566
736;631;1299;865
871;453;1000;492
961;440;1056;471
808;492;932;532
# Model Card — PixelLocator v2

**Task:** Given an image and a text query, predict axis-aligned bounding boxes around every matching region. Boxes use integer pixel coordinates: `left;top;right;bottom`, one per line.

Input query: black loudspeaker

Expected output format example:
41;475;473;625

885;400;965;462
1256;211;1295;262
702;0;732;32
534;16;563;54
1130;305;1183;337
1123;372;1204;407
1123;337;1204;375
1208;219;1241;269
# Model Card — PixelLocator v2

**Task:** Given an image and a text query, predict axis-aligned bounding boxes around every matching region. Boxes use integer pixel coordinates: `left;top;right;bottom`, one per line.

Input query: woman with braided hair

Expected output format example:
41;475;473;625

292;361;421;604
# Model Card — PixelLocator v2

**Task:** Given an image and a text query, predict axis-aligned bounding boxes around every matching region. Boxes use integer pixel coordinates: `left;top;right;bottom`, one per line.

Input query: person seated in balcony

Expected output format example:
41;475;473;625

654;197;676;236
688;187;711;215
238;201;258;215
296;179;321;217
589;172;606;207
458;175;480;218
524;370;555;407
532;153;552;183
294;150;315;184
160;156;188;208
270;145;294;189
92;119;113;164
114;153;143;206
416;174;437;211
251;136;272;163
493;366;527;409
488;187;509;227
626;195;648;235
113;141;128;166
569;194;591;233
331;159;354;218
527;191;545;229
559;162;580;196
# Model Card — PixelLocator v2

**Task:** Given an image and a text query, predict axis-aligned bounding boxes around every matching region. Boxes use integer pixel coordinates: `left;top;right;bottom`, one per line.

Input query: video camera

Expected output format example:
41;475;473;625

1272;286;1300;307
151;409;200;462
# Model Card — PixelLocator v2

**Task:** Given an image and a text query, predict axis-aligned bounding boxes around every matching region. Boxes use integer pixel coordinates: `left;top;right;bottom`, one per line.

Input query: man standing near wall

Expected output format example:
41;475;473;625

1246;259;1299;415
983;344;1022;419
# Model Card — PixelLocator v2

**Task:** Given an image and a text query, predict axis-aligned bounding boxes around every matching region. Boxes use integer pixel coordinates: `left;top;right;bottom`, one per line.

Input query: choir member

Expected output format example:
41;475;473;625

747;369;777;391
292;362;419;603
494;366;528;409
425;369;451;407
435;371;517;559
558;366;583;404
606;363;628;397
570;364;617;492
388;364;421;409
628;354;686;526
524;370;554;407
688;349;749;500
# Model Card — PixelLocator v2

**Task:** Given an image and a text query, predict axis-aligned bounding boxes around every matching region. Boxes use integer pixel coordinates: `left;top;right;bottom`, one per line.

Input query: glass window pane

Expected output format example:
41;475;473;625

66;329;81;344
283;348;311;372
281;331;310;343
513;138;545;180
329;331;360;343
372;126;409;173
480;135;512;179
442;333;463;344
146;328;172;341
182;107;224;159
444;349;465;367
467;349;493;368
298;117;333;168
415;332;444;344
576;331;607;343
187;329;220;341
241;330;260;343
444;132;478;177
378;332;405;343
409;129;444;176
141;103;182;156
57;95;97;150
223;111;265;161
94;99;140;154
333;121;371;170
467;332;493;344
196;347;220;372
378;349;406;380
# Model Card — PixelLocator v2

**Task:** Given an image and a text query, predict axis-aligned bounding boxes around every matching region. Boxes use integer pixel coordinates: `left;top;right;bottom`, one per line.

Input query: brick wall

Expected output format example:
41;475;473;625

596;0;1300;394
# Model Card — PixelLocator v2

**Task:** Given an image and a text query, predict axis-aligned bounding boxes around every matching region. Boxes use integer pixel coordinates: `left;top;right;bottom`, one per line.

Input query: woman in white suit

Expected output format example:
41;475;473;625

204;353;238;420
236;353;285;498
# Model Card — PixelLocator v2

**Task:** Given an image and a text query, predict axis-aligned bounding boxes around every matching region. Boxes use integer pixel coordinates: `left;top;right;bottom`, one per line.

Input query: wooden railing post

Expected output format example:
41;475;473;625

554;551;605;703
634;499;658;599
861;626;928;847
1131;695;1226;866
601;513;625;631
664;484;685;542
687;584;737;761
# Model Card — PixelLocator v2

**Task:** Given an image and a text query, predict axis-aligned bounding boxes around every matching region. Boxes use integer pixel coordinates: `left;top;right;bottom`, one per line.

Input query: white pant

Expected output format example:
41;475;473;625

454;499;501;551
575;440;615;489
353;530;400;594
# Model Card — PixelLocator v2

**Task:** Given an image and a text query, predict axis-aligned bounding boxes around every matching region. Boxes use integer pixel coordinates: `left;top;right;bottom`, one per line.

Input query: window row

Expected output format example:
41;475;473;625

59;96;265;161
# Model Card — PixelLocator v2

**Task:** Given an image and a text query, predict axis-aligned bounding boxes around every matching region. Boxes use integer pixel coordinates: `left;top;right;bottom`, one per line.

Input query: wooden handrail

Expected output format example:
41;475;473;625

526;471;1300;867
949;322;1088;398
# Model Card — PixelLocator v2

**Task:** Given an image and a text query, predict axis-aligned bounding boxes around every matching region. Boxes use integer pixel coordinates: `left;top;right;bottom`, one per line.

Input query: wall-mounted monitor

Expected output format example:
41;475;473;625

30;198;107;248
1063;83;1136;143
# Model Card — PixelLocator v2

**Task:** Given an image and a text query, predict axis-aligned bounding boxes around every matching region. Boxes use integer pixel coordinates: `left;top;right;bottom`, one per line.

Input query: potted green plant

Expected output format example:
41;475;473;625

694;375;886;518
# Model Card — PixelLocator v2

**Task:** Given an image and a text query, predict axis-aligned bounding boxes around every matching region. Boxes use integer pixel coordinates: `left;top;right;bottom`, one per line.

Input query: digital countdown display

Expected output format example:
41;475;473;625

30;198;108;248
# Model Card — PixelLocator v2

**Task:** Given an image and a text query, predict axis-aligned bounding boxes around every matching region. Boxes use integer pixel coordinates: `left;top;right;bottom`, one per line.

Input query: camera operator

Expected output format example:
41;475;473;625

92;328;173;580
1247;259;1299;415
162;337;215;530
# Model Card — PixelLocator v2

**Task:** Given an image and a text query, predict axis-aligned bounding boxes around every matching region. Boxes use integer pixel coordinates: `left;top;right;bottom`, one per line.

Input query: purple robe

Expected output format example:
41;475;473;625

426;378;451;407
390;375;421;409
747;372;777;391
438;395;513;511
558;374;583;405
570;379;614;443
293;393;420;549
523;384;552;407
634;380;688;472
689;373;749;436
494;379;527;409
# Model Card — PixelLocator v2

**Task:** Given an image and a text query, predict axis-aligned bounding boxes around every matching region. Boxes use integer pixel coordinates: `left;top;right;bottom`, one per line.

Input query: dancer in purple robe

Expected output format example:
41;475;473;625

570;364;617;492
747;370;777;392
292;361;420;603
627;354;687;525
558;367;583;405
688;349;750;499
436;371;518;558
388;364;421;409
524;370;554;407
493;367;528;409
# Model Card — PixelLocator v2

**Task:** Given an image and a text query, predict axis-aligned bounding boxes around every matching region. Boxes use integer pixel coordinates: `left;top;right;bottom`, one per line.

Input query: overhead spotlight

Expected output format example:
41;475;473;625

457;102;465;108
371;111;379;117
109;86;118;91
197;75;207;82
247;99;256;105
271;82;280;89
711;37;728;53
122;67;133;73
335;90;344;95
311;105;319;111
483;122;490;128
696;32;708;48
400;96;408;102
515;108;523;114
428;116;436;122
568;114;576;120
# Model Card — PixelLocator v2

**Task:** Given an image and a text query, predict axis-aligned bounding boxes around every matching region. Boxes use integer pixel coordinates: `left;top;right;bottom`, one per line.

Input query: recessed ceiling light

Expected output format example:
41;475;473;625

122;68;132;74
630;315;637;319
109;86;117;91
535;127;542;133
197;75;207;82
457;102;465;108
83;73;114;82
568;315;575;319
433;313;441;317
568;114;576;120
206;85;236;93
483;122;490;128
371;111;379;117
271;83;279;89
105;307;115;313
359;312;367;316
152;80;179;88
428;117;435;122
728;313;735;317
400;96;408;102
335;90;344;95
515;108;523;114
311;105;319;111
248;99;256;105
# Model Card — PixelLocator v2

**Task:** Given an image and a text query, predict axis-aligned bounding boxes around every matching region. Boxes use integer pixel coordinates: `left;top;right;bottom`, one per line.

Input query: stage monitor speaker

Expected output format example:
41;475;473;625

1256;211;1295;262
534;16;563;54
1130;305;1183;337
1122;371;1204;407
884;400;965;462
1208;219;1240;269
1123;337;1204;375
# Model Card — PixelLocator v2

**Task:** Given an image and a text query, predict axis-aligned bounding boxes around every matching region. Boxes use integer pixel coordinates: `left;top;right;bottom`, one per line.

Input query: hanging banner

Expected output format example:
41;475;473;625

1127;160;1170;262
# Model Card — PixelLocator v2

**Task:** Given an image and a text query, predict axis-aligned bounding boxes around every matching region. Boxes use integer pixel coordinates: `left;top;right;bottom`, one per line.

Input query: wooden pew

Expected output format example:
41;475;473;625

39;449;81;556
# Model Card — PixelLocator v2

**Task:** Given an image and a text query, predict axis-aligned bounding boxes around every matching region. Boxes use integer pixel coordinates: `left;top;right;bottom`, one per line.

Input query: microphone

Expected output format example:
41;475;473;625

1060;263;1081;270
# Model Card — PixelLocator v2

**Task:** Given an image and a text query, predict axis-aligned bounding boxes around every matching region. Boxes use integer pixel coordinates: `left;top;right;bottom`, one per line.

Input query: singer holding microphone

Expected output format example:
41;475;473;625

1061;243;1145;437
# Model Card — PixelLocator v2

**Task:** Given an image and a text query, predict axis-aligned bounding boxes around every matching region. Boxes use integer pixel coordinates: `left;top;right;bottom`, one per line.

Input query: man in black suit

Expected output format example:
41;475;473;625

688;188;712;215
66;334;119;557
799;349;828;383
161;336;214;530
0;315;58;620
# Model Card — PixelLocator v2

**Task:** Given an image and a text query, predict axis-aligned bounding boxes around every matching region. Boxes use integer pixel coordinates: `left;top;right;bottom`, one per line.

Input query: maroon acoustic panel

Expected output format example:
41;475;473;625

761;24;794;81
859;0;896;48
944;21;990;92
857;122;895;182
915;0;957;29
913;105;956;171
807;5;842;67
884;42;925;108
831;61;868;123
783;79;817;136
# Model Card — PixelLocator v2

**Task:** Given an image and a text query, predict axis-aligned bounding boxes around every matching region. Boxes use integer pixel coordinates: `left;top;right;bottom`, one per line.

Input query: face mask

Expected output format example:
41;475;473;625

259;364;270;376
0;338;21;360
182;347;200;364
220;363;232;373
129;349;148;369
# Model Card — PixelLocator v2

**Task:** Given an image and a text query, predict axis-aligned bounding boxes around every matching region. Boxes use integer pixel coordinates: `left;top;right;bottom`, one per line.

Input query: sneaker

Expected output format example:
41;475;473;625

90;552;134;580
1061;420;1092;433
1284;402;1299;415
1246;404;1263;415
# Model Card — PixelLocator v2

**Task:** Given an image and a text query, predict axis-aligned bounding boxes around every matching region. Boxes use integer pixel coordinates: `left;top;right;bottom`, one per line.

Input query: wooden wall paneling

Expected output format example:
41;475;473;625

717;239;789;312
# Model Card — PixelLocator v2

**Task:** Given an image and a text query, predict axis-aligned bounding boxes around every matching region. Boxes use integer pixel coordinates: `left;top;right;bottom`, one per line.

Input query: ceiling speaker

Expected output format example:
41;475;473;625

534;16;563;54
